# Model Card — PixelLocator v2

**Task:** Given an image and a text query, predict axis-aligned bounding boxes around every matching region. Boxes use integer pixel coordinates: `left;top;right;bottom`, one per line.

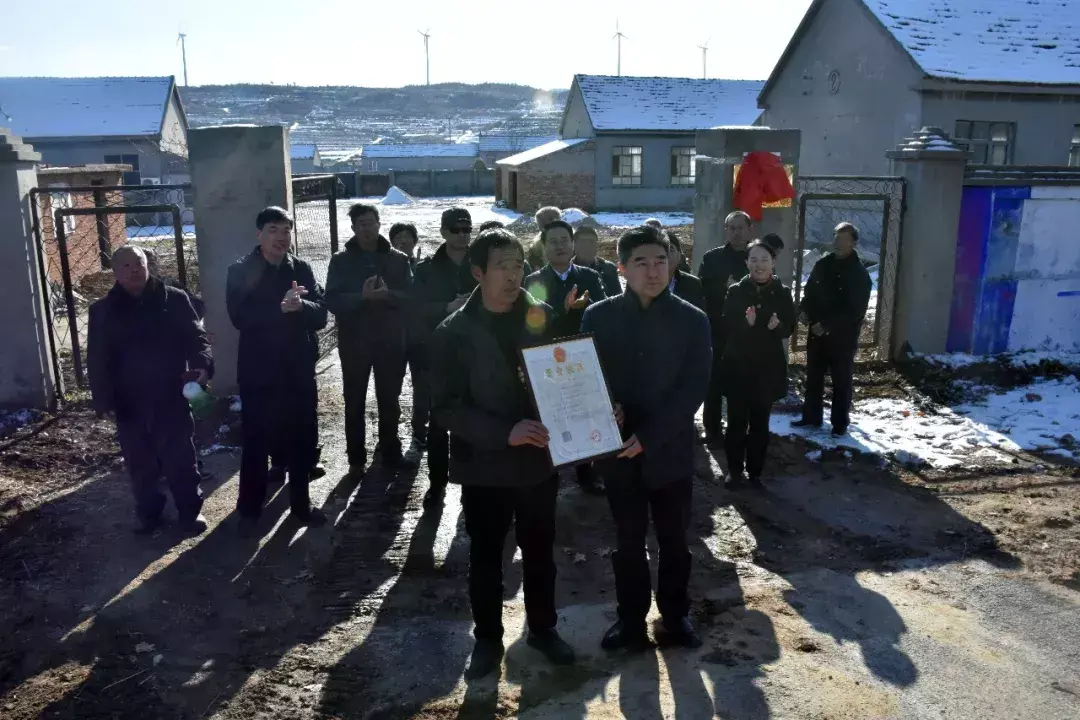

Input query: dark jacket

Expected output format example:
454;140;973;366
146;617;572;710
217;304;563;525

226;247;328;389
325;235;412;347
720;275;796;402
581;290;712;489
577;257;622;298
799;251;872;346
412;243;478;339
699;243;749;335
158;276;205;319
525;263;607;333
671;269;706;313
428;289;558;487
87;278;213;422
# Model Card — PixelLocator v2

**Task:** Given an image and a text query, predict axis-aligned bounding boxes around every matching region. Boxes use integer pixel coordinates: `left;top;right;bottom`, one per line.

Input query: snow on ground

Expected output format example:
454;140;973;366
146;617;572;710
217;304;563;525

560;208;589;224
589;211;692;228
917;351;1080;370
380;186;416;206
772;376;1080;469
0;409;38;434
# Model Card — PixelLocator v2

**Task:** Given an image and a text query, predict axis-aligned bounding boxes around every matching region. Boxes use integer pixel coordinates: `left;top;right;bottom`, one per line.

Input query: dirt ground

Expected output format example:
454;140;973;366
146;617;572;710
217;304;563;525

2;340;1079;719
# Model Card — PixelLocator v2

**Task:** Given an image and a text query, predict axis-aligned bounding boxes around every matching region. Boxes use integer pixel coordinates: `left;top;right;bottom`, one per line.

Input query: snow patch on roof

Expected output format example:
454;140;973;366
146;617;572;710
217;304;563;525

497;138;589;167
479;135;559;153
361;143;479;158
0;76;174;139
575;75;764;132
865;0;1080;85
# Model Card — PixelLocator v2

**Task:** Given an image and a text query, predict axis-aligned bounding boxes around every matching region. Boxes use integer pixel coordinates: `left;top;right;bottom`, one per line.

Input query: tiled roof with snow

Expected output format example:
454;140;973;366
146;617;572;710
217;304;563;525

575;75;764;132
497;138;589;167
291;144;317;159
865;0;1080;84
0;76;175;139
479;135;560;153
361;143;479;158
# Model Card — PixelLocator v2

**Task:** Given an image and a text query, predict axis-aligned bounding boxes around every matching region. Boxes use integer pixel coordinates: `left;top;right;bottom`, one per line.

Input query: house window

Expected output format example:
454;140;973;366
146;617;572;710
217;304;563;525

104;153;142;185
954;121;1014;165
368;160;379;172
1070;125;1080;167
670;146;696;186
46;184;77;235
611;146;643;186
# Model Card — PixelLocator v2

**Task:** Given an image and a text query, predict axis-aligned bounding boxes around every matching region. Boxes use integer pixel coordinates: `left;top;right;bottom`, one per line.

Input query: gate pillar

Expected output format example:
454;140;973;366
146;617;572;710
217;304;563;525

692;127;801;285
886;127;968;359
0;129;56;409
190;126;292;394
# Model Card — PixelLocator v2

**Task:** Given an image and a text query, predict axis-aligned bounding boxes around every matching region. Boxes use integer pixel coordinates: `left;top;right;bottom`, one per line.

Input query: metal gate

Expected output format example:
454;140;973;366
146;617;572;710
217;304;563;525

791;176;906;357
291;174;343;355
30;184;196;396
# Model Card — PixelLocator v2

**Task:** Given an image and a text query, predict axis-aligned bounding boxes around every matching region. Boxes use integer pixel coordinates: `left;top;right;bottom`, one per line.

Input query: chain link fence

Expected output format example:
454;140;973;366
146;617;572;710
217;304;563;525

291;174;344;355
30;184;197;394
791;176;906;357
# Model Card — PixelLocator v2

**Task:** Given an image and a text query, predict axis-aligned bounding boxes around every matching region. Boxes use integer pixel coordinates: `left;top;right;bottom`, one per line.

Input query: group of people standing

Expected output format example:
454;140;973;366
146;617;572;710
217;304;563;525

85;199;872;680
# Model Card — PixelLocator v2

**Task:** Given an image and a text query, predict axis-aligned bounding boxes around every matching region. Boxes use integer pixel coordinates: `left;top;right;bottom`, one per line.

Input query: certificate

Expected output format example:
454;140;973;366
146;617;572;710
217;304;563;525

519;335;623;468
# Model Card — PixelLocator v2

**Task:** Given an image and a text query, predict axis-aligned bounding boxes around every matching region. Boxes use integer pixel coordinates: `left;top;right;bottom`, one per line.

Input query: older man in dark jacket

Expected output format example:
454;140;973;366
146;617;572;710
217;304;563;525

698;210;753;442
325;203;416;474
88;245;213;536
796;222;872;436
429;228;576;680
226;206;328;534
582;226;711;652
665;230;706;312
573;224;622;297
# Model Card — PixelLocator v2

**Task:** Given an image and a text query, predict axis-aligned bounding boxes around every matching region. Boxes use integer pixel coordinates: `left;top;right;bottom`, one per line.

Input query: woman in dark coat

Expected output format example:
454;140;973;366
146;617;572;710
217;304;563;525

720;236;796;485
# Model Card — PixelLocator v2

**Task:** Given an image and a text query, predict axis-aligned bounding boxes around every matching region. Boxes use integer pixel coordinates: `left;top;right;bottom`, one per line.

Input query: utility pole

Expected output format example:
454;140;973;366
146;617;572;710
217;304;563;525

418;29;431;86
177;33;189;86
698;39;709;79
613;21;627;76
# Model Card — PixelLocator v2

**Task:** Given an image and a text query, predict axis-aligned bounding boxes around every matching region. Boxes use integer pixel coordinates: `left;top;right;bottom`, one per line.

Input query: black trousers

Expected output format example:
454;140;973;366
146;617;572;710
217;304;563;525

407;343;429;437
702;334;726;435
339;340;406;463
803;334;857;429
461;476;559;640
238;381;317;518
606;467;692;626
725;391;773;478
116;411;203;524
427;417;449;490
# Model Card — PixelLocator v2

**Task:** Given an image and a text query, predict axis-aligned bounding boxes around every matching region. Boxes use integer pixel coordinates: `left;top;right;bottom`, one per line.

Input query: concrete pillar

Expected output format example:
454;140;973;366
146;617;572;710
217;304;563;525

886;127;968;358
189;126;292;394
0;130;56;409
692;127;801;285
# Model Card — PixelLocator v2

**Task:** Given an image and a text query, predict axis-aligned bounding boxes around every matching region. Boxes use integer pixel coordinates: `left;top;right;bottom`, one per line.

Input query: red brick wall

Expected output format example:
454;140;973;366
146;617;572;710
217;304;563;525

36;173;126;287
516;170;595;213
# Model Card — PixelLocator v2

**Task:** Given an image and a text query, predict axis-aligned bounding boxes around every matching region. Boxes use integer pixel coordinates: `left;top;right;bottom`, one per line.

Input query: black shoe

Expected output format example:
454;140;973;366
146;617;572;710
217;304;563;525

660;617;702;649
792;419;823;429
294;507;327;527
348;460;367;478
133;516;164;535
179;514;208;536
423;486;445;510
310;463;327;481
527;628;576;665
237;516;259;538
198;470;215;483
465;639;504;680
600;620;651;652
725;471;748;488
268;465;286;485
706;431;725;447
577;478;606;496
384;453;419;472
831;426;848;437
412;430;428;449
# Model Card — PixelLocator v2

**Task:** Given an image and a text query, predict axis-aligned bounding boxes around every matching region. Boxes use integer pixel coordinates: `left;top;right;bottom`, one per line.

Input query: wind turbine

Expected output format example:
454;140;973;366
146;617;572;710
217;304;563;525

698;38;710;79
176;32;189;86
418;29;431;86
613;21;627;76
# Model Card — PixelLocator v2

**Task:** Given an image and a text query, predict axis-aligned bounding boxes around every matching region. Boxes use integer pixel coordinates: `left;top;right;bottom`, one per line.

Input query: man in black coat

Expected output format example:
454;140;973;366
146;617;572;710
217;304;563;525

796;222;872;436
412;206;477;509
325;203;417;474
525;219;608;494
226;206;329;535
428;228;576;680
88;245;213;536
582;226;712;651
390;221;427;447
697;210;753;443
665;230;706;312
573;224;621;297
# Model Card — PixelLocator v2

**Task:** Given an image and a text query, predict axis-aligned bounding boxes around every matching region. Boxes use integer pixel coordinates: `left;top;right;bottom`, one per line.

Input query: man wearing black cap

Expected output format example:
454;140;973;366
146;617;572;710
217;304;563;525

412;206;477;508
325;203;417;475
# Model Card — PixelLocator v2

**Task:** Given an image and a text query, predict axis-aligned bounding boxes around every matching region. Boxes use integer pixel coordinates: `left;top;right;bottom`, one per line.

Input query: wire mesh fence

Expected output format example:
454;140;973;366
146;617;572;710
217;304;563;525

791;176;906;357
292;174;343;355
30;184;197;393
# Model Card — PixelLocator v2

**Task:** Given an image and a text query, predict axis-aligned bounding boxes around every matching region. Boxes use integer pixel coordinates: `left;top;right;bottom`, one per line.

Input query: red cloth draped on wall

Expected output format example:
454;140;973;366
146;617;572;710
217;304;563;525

732;151;795;221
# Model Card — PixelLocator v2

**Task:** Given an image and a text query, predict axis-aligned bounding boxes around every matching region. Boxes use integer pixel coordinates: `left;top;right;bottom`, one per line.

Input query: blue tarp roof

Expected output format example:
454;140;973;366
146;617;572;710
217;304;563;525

0;76;175;139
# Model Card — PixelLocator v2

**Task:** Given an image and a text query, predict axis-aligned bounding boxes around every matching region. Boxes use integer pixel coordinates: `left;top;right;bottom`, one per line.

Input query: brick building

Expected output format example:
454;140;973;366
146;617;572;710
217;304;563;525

496;139;594;211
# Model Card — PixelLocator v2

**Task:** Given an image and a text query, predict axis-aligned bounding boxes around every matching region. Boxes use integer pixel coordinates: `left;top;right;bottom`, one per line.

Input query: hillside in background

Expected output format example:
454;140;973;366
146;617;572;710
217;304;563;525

179;83;568;152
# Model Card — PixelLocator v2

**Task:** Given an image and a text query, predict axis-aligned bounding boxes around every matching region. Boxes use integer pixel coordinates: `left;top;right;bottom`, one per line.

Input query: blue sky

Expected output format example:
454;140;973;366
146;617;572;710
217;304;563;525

0;0;812;88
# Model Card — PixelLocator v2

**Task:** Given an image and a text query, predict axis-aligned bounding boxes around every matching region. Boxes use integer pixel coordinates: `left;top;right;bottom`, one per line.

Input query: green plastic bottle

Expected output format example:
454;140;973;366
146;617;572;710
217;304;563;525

183;381;215;420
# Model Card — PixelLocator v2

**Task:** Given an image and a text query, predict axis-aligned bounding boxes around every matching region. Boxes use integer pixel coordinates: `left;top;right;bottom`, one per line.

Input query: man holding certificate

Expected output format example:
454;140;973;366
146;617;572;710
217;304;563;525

428;228;576;680
581;226;712;651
